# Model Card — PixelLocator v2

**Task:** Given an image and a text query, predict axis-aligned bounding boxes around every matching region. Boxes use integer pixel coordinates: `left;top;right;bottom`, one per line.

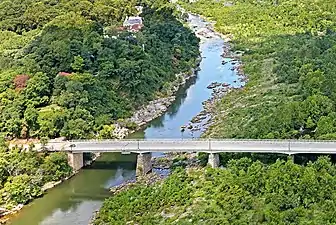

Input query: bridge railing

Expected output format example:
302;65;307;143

57;139;336;144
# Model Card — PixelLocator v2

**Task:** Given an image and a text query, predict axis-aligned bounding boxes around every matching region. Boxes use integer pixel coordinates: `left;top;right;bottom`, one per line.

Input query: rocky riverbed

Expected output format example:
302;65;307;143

90;12;248;225
0;205;23;224
152;152;201;169
109;60;201;139
179;15;247;135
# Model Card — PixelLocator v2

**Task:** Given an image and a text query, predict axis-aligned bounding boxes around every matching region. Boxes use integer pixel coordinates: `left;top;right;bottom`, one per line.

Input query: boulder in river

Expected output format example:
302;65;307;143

207;82;221;89
191;116;201;123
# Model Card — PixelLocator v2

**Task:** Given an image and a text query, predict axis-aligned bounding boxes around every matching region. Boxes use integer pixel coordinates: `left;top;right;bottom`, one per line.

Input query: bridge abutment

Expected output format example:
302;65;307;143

208;153;220;168
67;152;84;171
136;153;152;176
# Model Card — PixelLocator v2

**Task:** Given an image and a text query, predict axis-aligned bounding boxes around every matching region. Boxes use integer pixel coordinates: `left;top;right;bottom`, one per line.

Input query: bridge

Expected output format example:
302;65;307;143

42;139;336;175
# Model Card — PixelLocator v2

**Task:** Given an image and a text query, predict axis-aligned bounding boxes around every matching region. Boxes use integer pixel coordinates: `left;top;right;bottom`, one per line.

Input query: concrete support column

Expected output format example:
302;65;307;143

208;153;220;168
67;152;84;171
136;153;152;176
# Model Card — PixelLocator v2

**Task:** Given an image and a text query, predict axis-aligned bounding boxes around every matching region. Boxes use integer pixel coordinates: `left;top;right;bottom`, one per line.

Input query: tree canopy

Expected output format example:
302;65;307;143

95;157;336;225
0;141;72;209
0;0;200;140
182;0;336;140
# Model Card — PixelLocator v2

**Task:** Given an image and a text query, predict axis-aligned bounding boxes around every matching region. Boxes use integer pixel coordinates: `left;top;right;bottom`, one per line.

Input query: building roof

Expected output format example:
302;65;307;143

123;16;143;27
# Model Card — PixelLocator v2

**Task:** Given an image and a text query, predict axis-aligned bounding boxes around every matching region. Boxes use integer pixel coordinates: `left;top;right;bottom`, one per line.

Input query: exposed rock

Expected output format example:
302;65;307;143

41;181;62;192
126;67;200;134
110;173;163;195
0;208;8;217
207;82;221;89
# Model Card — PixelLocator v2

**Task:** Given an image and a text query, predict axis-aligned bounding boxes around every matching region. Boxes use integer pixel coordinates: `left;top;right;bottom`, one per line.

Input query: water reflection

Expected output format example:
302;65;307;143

9;153;136;225
9;14;243;225
166;75;198;117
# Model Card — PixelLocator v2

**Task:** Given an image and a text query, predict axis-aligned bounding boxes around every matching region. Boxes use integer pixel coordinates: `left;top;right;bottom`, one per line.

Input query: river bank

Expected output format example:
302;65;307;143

89;151;201;225
1;65;200;225
116;60;201;138
90;12;247;224
178;13;246;136
1;34;201;225
7;9;244;225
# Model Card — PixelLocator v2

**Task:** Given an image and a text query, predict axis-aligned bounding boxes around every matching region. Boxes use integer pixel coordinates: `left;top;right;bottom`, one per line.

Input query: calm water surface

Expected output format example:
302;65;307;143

8;14;241;225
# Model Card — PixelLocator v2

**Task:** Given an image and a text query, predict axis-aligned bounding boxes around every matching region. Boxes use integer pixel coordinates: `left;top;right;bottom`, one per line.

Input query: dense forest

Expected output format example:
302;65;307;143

0;0;200;215
0;140;72;210
94;1;336;224
181;0;336;140
95;157;336;224
0;0;200;140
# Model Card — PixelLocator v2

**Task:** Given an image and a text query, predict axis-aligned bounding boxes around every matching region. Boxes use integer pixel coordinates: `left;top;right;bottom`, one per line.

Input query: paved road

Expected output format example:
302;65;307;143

45;139;336;155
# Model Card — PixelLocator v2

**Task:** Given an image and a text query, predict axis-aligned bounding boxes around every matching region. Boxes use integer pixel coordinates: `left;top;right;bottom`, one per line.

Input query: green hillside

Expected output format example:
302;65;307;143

0;0;199;140
182;0;336;140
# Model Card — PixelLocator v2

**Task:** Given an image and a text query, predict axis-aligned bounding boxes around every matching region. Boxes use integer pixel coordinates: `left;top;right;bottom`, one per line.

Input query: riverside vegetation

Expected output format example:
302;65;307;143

181;0;336;163
95;157;336;224
0;0;199;219
0;140;72;214
94;0;336;224
181;0;336;140
0;0;199;140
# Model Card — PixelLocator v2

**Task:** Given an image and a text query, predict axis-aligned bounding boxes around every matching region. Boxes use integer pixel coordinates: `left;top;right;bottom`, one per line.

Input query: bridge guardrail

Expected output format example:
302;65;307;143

53;139;336;144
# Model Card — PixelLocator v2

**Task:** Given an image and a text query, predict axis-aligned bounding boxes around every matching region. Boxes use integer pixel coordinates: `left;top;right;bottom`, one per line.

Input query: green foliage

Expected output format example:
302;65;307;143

99;125;117;139
41;152;73;182
95;157;336;224
3;174;42;206
0;0;200;140
182;0;336;140
0;143;72;208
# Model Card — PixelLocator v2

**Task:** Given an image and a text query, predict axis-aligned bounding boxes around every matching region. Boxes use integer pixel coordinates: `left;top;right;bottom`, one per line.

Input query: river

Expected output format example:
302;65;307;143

8;14;242;225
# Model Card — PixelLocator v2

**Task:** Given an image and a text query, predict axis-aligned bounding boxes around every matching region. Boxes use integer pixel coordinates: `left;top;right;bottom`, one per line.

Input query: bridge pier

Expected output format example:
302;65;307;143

208;153;220;168
67;152;84;171
136;153;152;176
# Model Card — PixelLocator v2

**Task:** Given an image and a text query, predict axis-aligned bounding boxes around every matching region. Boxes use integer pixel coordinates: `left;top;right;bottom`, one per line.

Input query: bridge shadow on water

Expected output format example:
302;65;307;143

84;160;136;170
83;152;137;170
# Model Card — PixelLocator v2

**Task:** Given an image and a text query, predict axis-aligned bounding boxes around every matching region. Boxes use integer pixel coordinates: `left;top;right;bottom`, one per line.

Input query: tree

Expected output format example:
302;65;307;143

71;55;85;72
99;125;116;139
0;158;9;188
24;104;39;136
3;174;42;205
41;152;72;182
37;107;67;138
24;72;51;107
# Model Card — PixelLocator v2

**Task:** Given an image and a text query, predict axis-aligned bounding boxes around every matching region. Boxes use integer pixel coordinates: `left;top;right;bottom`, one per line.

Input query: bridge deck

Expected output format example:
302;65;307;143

46;139;336;155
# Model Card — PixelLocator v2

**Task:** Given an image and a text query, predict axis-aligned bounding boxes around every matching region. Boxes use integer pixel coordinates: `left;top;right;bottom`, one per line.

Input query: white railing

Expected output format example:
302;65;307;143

62;139;336;143
46;139;336;155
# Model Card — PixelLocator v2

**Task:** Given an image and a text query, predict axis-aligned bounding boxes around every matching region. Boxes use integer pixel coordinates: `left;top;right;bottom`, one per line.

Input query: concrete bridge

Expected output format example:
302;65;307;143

43;139;336;175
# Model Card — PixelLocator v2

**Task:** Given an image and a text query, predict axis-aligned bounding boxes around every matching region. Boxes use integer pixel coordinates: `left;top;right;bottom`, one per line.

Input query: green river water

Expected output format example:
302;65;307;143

8;14;243;225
